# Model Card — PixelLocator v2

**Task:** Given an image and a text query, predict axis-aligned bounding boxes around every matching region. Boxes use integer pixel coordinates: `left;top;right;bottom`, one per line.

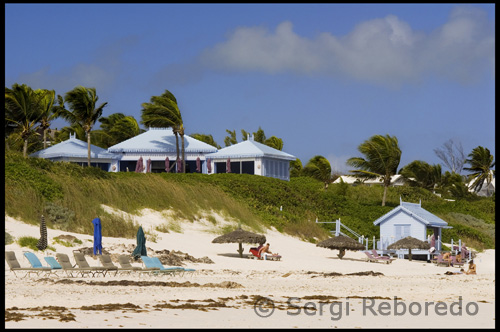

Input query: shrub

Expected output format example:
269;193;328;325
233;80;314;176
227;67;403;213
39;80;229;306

5;231;14;245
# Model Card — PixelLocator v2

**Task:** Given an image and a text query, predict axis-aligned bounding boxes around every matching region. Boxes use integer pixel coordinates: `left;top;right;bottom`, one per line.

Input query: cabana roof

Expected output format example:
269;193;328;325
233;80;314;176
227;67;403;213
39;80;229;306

206;137;296;161
373;199;450;228
30;134;117;160
107;128;218;154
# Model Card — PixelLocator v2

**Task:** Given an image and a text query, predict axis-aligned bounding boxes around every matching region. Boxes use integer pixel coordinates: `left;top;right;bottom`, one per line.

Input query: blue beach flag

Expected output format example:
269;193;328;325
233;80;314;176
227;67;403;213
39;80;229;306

92;217;102;255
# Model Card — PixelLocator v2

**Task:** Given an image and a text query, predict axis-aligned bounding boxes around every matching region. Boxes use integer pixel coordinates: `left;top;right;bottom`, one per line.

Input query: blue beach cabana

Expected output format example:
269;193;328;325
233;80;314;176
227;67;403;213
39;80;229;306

373;198;452;252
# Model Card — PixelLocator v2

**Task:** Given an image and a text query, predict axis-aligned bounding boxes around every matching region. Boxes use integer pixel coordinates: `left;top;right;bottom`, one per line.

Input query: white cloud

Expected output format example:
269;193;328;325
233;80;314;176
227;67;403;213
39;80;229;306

198;7;494;86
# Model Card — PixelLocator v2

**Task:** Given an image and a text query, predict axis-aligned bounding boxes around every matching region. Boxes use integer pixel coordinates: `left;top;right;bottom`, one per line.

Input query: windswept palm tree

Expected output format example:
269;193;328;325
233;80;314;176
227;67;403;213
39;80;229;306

302;155;333;190
56;86;108;166
224;129;237;147
463;146;495;196
347;134;402;206
289;158;303;178
93;113;143;148
399;160;442;191
141;90;184;172
5;84;47;157
190;133;221;149
36;89;58;149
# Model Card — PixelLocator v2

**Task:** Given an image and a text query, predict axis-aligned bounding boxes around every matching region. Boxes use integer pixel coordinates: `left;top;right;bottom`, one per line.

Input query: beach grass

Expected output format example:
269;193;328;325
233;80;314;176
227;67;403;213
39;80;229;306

4;150;495;249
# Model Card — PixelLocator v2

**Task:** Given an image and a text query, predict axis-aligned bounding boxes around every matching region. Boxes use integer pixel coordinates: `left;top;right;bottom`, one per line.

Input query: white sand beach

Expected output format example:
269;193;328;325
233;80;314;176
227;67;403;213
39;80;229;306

4;211;495;328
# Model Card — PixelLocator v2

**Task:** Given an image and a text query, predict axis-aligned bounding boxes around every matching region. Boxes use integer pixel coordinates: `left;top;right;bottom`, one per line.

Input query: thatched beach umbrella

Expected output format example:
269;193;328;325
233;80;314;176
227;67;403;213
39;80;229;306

36;215;47;251
212;227;266;258
316;235;365;259
387;236;430;261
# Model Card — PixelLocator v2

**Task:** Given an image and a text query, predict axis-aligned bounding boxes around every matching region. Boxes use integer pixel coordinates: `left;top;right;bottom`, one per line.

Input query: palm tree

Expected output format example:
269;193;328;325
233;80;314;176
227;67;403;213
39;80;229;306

264;136;284;150
289;158;303;178
93;113;143;148
463;146;495;196
347;134;402;206
57;86;108;166
190;133;221;149
36;89;58;149
5;84;47;157
399;160;442;191
224;129;237;147
141;90;184;172
302;155;333;189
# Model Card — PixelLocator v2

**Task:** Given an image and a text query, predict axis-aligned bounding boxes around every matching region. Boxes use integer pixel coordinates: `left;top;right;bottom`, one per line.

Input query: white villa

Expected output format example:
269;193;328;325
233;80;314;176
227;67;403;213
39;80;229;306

333;174;408;186
30;128;297;181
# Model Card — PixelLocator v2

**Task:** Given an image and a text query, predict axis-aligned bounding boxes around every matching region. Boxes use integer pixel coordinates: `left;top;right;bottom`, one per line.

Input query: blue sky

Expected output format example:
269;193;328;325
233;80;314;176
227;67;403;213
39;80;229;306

5;4;495;174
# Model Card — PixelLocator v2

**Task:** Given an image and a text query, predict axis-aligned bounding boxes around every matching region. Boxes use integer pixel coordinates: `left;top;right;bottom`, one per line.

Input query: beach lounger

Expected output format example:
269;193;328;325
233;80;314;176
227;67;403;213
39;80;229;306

435;255;451;267
151;257;196;276
249;248;261;259
24;252;59;277
5;251;51;278
44;256;64;274
56;253;93;278
249;248;282;261
141;256;189;276
73;252;116;277
363;251;393;264
117;254;158;275
371;250;395;264
451;256;465;268
98;254;123;276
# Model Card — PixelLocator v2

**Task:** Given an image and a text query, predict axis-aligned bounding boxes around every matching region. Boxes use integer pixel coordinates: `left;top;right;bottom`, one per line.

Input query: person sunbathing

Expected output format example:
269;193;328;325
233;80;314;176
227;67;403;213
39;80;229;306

258;243;274;260
465;260;476;275
442;252;452;265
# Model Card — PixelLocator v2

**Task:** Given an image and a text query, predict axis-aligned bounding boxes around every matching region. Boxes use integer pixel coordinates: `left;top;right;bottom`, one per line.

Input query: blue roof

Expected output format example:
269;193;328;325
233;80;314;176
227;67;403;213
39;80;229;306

30;135;117;160
205;139;296;160
107;128;217;153
373;200;449;227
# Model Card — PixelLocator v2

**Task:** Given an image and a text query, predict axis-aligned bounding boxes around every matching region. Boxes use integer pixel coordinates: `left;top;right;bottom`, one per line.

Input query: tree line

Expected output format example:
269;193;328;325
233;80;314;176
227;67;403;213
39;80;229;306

5;83;495;203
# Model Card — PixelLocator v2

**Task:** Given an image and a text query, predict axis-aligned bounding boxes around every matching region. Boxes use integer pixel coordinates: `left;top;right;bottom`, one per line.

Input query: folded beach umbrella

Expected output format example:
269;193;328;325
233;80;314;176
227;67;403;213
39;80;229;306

135;156;144;173
316;235;364;259
212;226;266;258
36;215;48;251
165;157;170;173
207;158;212;174
146;158;152;173
176;158;182;173
196;157;201;173
132;226;147;259
226;158;231;173
387;236;430;261
92;217;102;255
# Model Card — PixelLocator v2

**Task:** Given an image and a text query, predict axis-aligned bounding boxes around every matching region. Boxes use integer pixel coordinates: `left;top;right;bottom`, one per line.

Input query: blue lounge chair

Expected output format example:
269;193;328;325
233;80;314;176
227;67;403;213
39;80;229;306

141;256;185;276
24;252;59;277
150;256;196;276
44;256;63;270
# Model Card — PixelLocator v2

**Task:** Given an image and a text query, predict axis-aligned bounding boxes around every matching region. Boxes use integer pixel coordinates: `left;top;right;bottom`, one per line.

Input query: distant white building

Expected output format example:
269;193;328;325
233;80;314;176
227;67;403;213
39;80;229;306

29;133;118;171
205;135;296;181
107;127;217;173
30;128;297;181
333;174;408;187
466;172;495;197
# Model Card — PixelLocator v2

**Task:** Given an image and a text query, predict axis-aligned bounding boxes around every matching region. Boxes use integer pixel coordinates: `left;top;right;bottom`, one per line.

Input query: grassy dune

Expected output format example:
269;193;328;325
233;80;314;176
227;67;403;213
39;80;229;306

4;150;495;249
